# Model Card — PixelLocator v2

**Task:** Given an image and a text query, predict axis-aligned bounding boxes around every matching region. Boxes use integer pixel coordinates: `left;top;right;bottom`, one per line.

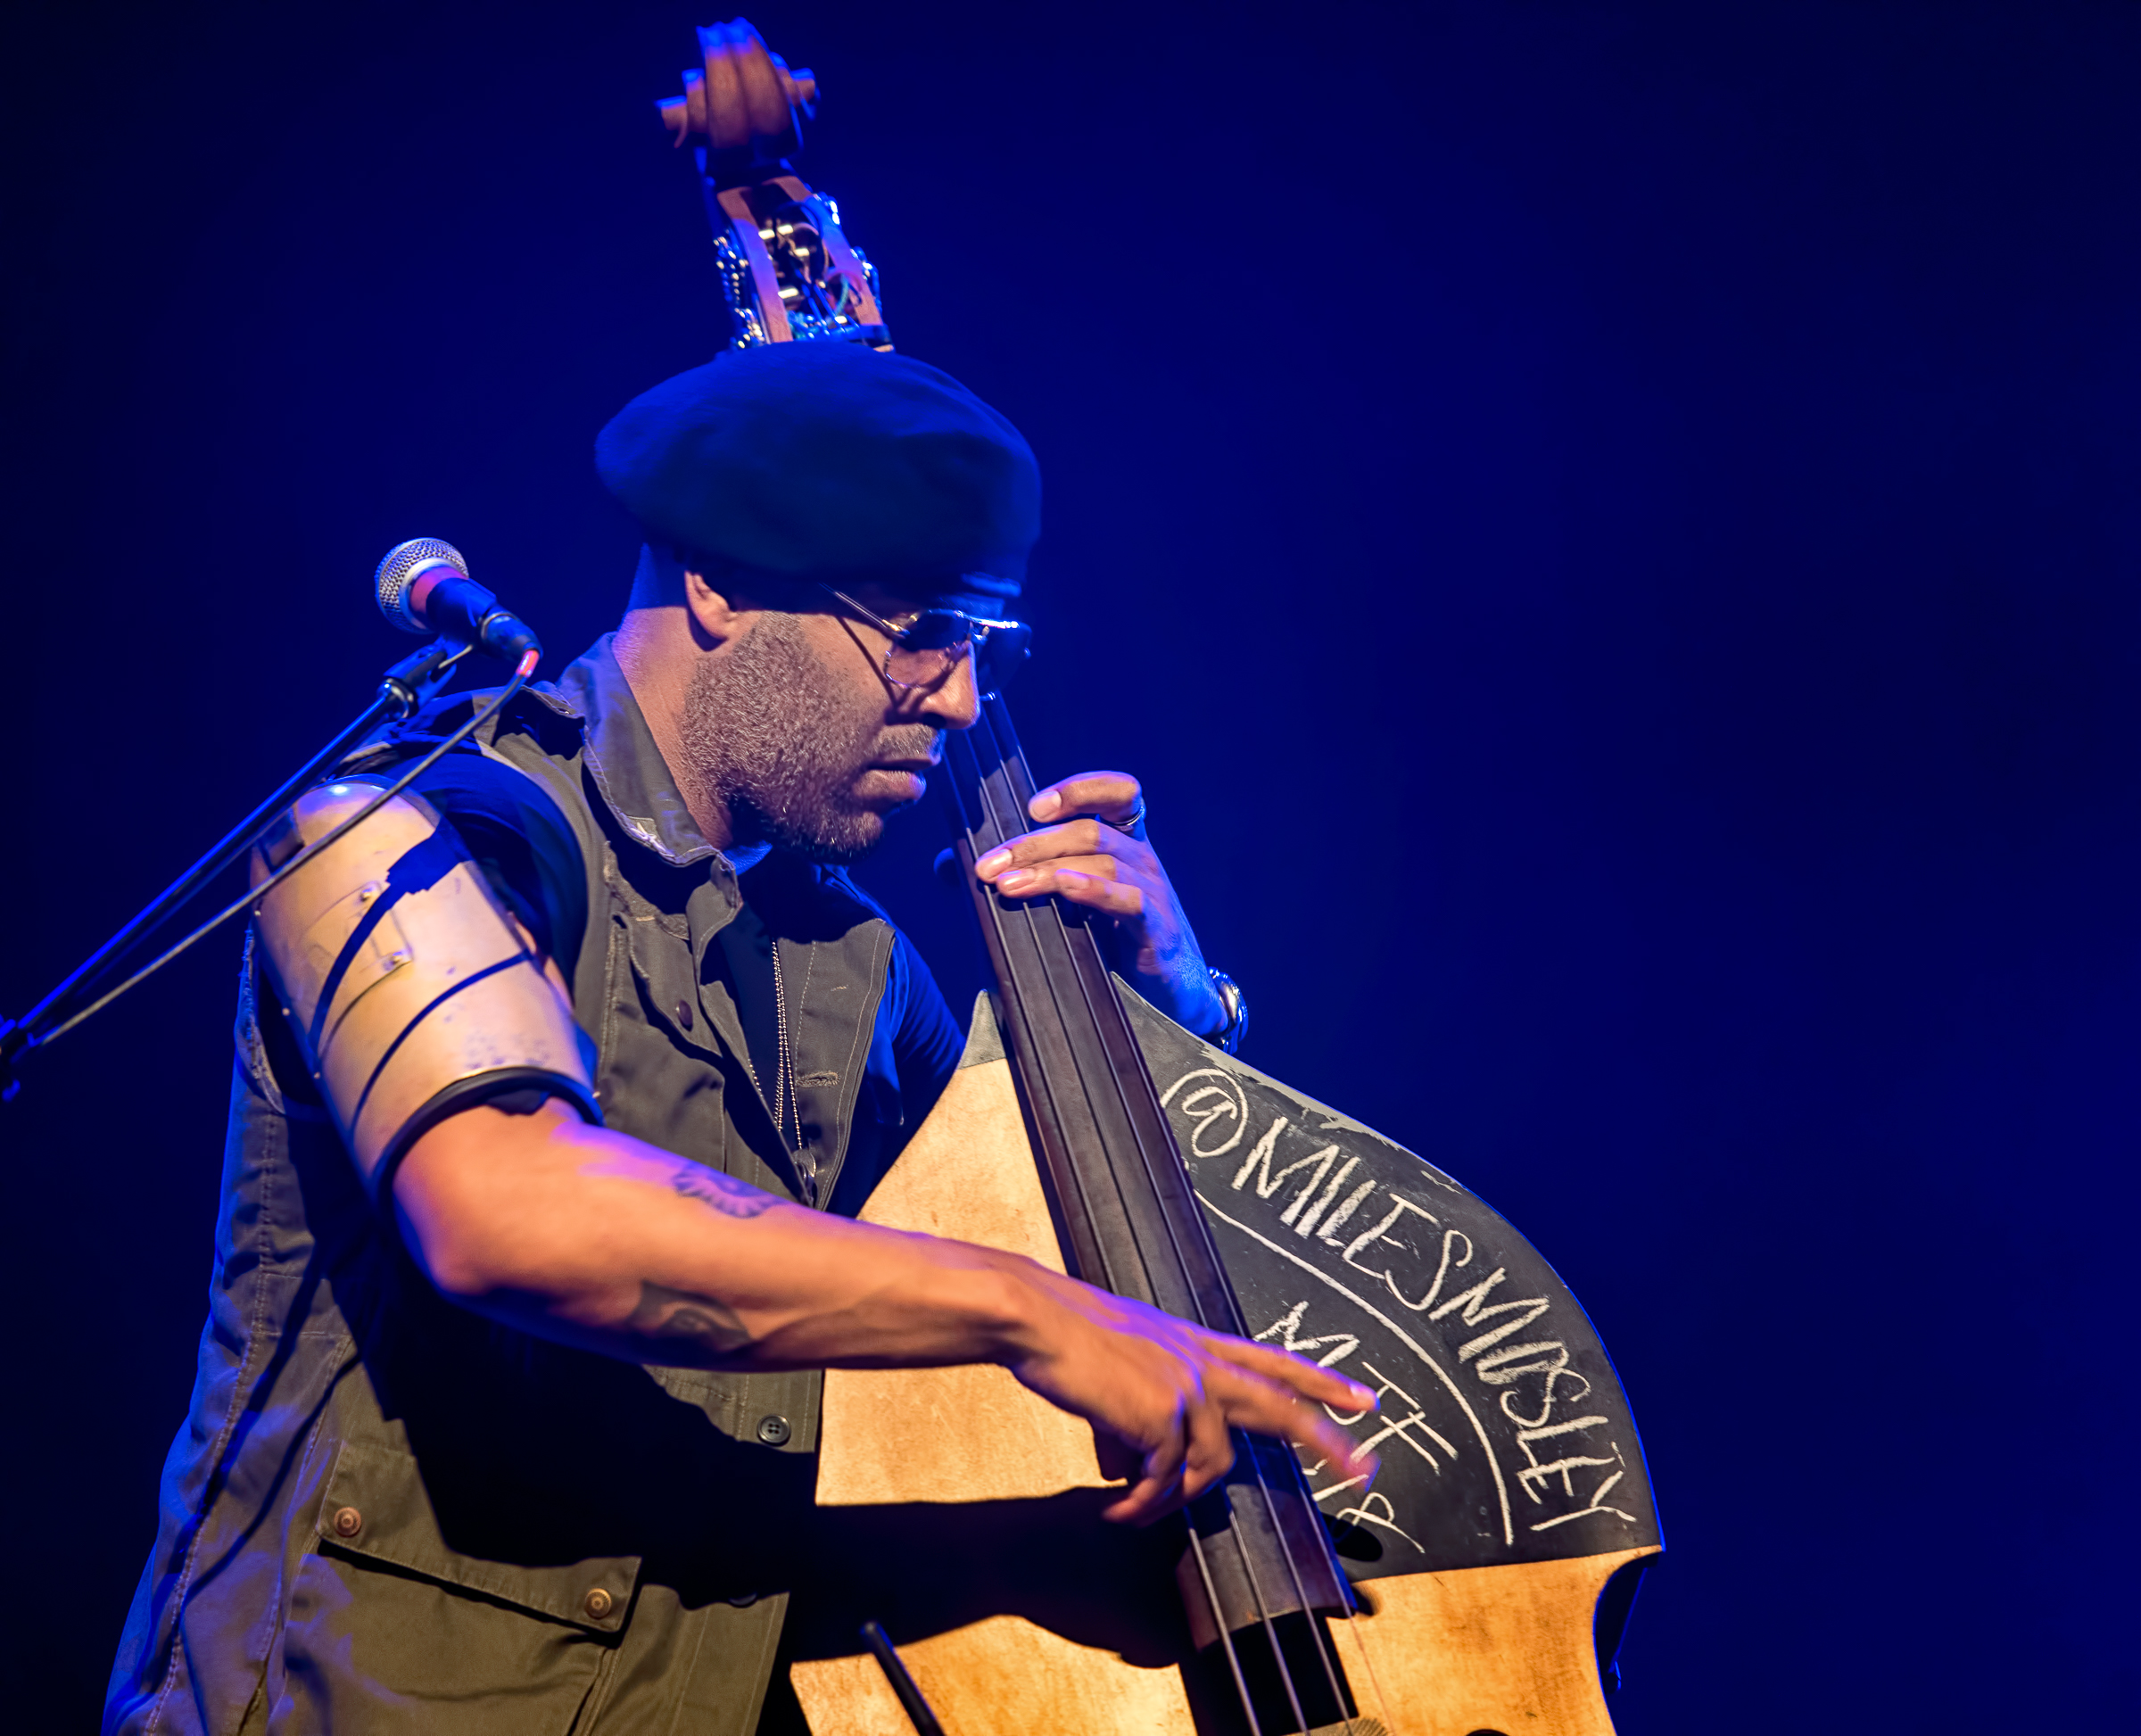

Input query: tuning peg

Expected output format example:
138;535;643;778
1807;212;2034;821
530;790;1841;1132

657;22;816;148
772;55;818;117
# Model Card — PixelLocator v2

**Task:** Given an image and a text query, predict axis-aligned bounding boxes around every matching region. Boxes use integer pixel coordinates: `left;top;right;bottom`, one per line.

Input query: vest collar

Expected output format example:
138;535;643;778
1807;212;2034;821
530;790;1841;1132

541;632;750;873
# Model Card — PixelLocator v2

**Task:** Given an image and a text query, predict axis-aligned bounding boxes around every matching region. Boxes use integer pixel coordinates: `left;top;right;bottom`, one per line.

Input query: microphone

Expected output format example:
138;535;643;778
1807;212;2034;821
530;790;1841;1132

375;538;543;669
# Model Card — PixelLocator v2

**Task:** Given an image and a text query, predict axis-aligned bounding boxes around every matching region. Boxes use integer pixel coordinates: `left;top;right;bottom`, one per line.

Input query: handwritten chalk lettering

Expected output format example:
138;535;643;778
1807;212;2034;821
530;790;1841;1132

1472;1339;1592;1430
1519;1434;1641;1532
1173;1078;1641;1544
1276;1147;1343;1227
1215;1112;1401;1252
1328;1489;1425;1555
1514;1415;1616;1500
1313;1177;1380;1246
1160;1067;1251;1157
1299;1452;1373;1504
1292;1155;1363;1236
1392;1227;1471;1315
1340;1193;1459;1311
1344;1360;1459;1469
1230;1116;1288;1190
1253;1300;1362;1376
1428;1267;1553;1363
1230;1119;1359;1233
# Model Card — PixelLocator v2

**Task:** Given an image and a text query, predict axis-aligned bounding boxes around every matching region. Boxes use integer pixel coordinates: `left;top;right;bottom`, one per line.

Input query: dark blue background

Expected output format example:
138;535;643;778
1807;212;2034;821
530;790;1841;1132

5;2;2137;1728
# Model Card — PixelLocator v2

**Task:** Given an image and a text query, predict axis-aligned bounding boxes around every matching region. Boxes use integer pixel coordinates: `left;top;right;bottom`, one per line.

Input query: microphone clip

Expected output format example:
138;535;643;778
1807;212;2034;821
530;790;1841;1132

379;638;476;721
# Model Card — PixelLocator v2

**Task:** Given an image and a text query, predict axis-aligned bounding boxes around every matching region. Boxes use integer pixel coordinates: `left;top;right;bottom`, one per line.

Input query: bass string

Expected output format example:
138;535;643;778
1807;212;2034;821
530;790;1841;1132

1183;1524;1265;1736
969;715;1195;1310
964;699;1358;1733
1008;895;1177;1301
952;722;1277;1719
1009;853;1335;1734
1214;1446;1345;1735
985;740;1388;1732
959;720;1311;1728
964;787;1279;1733
974;701;1353;1729
977;715;1357;1727
955;728;1130;1300
978;701;1228;1319
1329;1597;1395;1736
963;706;1348;1733
969;715;1215;1323
980;930;1302;1728
943;717;1100;1280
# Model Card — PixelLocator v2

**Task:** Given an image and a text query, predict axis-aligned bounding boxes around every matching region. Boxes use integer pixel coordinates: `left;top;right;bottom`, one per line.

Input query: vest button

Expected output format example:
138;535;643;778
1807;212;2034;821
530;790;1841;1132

675;998;695;1030
583;1586;614;1620
331;1506;362;1539
756;1413;791;1446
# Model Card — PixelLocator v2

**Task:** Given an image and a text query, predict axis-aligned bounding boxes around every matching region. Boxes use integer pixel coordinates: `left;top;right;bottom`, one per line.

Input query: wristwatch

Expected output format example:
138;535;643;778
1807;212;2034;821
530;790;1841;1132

1207;967;1249;1055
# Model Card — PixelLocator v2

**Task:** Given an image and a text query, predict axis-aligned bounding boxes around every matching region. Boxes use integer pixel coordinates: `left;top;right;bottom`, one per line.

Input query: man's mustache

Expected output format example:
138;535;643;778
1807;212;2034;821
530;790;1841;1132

866;727;944;768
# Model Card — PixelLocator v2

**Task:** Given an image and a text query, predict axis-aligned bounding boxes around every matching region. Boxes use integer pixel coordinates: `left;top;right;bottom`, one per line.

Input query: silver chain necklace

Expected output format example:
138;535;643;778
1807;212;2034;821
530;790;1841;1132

764;940;815;1203
767;942;801;1153
732;923;817;1204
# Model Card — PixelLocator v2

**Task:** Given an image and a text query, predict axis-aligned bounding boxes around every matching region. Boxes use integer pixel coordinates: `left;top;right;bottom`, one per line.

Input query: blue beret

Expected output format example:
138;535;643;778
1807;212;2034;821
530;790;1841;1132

595;343;1038;608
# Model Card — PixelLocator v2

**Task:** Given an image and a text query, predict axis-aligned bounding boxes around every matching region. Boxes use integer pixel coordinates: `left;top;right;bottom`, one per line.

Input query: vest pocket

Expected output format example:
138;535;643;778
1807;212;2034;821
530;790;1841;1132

313;1438;641;1633
645;1363;826;1458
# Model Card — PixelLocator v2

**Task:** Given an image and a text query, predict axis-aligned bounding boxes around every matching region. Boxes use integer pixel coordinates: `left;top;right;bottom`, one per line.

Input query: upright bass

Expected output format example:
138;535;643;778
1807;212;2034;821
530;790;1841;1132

657;25;1661;1734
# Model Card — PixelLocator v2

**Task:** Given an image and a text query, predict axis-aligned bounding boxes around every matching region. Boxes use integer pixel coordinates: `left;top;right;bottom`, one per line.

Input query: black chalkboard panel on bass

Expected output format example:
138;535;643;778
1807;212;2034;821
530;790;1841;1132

1121;983;1662;1583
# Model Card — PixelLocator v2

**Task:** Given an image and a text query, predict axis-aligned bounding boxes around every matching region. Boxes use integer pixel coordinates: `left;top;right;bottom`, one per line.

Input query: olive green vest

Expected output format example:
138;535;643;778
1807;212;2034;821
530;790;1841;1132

107;638;930;1736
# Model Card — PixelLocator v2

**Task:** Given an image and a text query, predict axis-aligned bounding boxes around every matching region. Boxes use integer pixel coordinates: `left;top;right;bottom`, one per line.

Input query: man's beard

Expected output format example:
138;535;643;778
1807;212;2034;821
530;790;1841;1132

676;612;938;864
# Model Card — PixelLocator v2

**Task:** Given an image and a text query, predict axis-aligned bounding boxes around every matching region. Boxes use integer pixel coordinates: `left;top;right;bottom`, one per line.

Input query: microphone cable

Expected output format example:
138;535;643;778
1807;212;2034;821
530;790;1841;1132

24;647;540;1053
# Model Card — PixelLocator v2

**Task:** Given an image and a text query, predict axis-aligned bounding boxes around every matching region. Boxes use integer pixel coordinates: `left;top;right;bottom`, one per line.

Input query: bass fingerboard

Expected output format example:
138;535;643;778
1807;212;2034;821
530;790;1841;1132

941;693;1361;1732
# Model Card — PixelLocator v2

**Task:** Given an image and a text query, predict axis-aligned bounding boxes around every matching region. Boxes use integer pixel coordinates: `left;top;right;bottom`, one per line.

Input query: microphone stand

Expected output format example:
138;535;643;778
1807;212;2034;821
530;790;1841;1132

0;636;475;1100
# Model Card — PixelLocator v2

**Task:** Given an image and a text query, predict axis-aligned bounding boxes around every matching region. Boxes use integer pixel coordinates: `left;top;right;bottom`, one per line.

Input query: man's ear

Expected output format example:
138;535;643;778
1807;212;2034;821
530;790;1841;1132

682;566;753;649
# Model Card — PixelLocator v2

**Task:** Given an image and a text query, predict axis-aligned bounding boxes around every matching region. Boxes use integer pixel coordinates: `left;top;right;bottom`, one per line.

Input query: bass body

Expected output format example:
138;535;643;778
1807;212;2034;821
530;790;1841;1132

782;699;1660;1735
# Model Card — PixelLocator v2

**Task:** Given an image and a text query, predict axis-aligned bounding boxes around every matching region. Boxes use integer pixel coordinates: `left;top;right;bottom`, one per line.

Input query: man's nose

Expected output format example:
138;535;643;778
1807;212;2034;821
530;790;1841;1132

911;646;981;730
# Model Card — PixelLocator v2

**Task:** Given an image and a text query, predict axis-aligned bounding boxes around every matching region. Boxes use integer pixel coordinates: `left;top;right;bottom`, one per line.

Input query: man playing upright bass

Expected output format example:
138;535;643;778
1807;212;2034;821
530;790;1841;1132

103;21;1373;1736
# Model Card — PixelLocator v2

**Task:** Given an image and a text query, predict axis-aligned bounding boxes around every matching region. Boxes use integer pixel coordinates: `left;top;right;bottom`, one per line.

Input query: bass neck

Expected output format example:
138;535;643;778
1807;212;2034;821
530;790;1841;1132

941;692;1235;1318
941;690;1363;1732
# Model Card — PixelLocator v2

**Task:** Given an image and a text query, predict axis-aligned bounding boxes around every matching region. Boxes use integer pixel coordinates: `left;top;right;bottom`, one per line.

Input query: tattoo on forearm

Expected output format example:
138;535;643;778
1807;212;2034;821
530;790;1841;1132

627;1281;752;1360
667;1161;778;1219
